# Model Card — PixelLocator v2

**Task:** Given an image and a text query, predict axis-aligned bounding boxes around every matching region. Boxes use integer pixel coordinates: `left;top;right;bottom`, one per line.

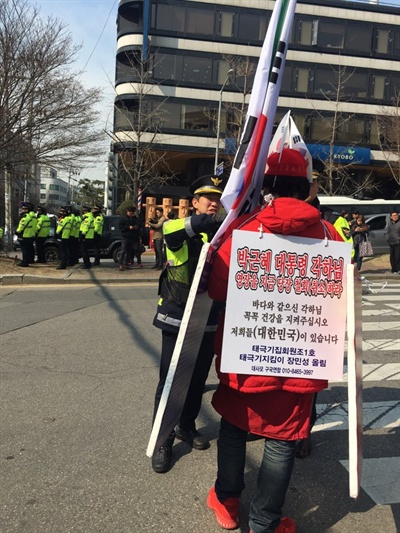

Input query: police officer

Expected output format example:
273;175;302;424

73;209;82;263
55;206;72;270
151;174;226;474
16;202;37;267
79;206;95;269
65;205;77;266
92;204;104;266
35;205;51;263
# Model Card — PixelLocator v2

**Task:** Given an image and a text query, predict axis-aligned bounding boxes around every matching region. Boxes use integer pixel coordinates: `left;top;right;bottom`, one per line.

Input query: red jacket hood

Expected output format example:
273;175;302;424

253;197;322;235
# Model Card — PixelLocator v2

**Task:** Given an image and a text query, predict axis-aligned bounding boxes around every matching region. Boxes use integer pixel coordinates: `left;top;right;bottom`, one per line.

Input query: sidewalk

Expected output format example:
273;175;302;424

0;252;397;286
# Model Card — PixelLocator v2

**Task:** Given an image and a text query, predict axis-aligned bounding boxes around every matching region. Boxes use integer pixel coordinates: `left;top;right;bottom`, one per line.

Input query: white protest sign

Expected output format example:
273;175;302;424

221;230;352;381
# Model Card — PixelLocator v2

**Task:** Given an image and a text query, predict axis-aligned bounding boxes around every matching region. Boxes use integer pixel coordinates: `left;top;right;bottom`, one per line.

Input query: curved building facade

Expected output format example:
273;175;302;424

114;0;400;199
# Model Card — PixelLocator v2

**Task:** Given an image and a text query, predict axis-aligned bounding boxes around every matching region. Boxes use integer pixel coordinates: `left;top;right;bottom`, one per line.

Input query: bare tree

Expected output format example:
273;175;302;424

376;91;400;188
112;50;176;206
308;64;378;197
223;55;256;148
0;0;104;246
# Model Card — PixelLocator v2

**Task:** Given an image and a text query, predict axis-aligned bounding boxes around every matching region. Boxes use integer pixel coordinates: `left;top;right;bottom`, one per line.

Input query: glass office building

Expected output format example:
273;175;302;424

114;0;400;199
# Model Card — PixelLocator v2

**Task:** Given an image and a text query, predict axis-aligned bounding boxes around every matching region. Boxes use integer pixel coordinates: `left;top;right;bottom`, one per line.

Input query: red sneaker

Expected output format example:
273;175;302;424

249;517;296;533
207;486;239;530
275;517;297;533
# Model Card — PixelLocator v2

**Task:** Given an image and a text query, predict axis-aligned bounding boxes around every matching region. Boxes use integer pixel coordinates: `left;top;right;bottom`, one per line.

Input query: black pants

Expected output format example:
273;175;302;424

389;243;400;273
80;238;93;267
154;238;164;267
120;238;142;265
35;237;47;263
93;234;102;264
68;237;78;265
153;329;215;446
20;237;34;265
59;239;70;268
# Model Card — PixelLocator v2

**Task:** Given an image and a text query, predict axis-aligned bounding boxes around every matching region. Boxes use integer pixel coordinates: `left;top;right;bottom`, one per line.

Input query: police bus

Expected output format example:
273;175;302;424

319;196;400;221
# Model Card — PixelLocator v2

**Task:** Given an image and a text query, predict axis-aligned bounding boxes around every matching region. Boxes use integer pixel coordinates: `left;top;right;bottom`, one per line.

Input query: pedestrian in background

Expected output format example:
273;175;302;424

92;205;104;266
35;205;50;263
387;210;400;274
350;214;369;271
118;206;142;271
148;206;166;270
16;202;36;267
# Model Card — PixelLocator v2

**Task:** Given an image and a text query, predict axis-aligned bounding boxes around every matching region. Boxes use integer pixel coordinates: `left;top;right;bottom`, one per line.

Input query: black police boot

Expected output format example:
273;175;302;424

175;425;210;450
152;446;172;473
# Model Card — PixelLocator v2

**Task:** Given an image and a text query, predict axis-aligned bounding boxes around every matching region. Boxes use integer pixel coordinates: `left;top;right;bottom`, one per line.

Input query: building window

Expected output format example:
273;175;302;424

314;68;338;97
40;193;46;199
49;194;60;200
337;117;365;143
219;11;234;37
342;71;368;100
186;7;214;36
298;20;313;45
389;74;400;100
153;53;183;82
369;119;379;145
316;21;345;49
182;57;212;84
40;183;46;189
294;67;309;93
310;115;331;141
372;75;386;100
393;29;400;57
345;24;373;53
49;184;60;191
153;4;185;32
160;102;181;129
376;28;390;54
182;104;210;130
238;13;268;42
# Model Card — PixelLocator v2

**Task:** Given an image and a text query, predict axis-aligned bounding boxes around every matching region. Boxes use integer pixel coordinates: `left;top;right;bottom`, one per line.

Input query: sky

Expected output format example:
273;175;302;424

35;0;119;183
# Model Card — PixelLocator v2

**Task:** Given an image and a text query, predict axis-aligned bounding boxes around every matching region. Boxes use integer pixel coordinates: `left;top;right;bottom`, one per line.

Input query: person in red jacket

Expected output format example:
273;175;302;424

206;148;343;533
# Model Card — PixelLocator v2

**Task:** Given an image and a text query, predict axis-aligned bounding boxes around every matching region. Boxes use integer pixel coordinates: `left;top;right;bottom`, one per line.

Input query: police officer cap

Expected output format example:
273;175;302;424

20;202;30;209
37;205;47;214
189;174;226;196
82;205;90;211
312;158;325;180
92;204;102;211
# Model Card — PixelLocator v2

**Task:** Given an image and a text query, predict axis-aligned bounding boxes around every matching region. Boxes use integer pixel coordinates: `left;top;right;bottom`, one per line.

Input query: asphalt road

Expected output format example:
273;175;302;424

0;284;399;533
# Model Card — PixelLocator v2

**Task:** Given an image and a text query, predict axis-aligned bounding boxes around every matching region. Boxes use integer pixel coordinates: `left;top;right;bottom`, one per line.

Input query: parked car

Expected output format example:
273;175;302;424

43;215;124;263
365;213;391;255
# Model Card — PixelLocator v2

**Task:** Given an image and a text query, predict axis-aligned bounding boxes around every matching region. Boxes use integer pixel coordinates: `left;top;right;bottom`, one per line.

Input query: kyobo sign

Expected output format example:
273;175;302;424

307;144;371;165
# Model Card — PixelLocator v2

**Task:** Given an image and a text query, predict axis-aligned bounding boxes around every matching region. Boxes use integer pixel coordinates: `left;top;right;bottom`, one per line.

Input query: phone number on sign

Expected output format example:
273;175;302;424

251;366;314;376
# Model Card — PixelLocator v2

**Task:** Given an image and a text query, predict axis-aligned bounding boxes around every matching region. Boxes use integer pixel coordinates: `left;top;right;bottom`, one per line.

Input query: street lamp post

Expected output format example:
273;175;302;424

214;68;234;173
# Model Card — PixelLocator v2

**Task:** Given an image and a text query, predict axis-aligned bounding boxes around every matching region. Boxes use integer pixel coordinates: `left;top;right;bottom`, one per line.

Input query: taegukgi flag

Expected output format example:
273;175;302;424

212;0;298;246
268;110;313;182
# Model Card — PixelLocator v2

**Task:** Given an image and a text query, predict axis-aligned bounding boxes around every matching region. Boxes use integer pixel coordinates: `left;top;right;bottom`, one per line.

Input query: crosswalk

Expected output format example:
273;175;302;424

313;282;400;505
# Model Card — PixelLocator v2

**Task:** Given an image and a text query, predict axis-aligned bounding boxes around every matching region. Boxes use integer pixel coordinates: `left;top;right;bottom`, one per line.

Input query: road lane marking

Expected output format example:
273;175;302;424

313;401;400;432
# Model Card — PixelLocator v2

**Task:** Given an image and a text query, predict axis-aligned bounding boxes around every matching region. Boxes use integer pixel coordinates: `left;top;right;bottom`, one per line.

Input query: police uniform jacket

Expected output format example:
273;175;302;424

36;214;51;238
153;214;221;334
16;212;36;238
